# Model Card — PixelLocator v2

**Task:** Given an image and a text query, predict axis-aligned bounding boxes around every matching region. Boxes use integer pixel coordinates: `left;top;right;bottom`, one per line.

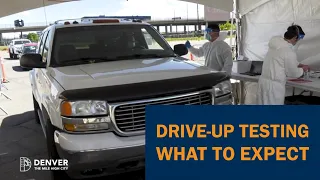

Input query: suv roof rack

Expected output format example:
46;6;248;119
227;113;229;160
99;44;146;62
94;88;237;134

81;15;143;23
52;16;144;26
54;18;81;24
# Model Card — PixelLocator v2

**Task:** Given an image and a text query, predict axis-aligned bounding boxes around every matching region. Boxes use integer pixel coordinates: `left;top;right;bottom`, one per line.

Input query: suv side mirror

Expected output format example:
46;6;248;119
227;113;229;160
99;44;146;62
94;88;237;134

174;44;188;56
20;54;46;68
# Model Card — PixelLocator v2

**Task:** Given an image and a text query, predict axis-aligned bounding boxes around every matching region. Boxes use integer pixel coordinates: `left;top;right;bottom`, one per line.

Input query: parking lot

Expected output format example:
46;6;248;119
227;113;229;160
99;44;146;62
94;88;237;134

0;50;147;180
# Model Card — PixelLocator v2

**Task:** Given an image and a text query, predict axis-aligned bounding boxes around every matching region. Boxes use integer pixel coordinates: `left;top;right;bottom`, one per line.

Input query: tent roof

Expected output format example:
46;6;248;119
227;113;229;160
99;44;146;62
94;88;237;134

0;0;76;18
181;0;234;12
183;0;272;15
0;0;270;19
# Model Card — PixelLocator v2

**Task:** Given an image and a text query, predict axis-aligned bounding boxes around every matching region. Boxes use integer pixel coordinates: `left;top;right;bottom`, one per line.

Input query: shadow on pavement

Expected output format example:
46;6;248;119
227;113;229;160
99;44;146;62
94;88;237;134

1;111;34;127
0;111;50;180
0;111;145;180
4;58;13;60
12;66;29;72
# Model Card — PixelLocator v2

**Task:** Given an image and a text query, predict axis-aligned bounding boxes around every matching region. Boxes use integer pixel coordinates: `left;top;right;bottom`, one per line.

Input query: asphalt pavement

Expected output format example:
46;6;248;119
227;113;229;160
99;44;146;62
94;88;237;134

0;51;145;180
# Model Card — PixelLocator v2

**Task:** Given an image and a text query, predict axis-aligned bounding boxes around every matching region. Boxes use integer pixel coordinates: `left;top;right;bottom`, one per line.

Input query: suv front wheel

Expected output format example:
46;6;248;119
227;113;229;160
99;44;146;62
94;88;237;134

33;96;41;124
43;115;70;180
37;106;70;179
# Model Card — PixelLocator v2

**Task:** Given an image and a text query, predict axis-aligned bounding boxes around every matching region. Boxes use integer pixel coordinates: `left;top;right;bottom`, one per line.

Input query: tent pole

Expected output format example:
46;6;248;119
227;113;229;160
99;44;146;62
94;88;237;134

235;0;241;58
230;11;235;57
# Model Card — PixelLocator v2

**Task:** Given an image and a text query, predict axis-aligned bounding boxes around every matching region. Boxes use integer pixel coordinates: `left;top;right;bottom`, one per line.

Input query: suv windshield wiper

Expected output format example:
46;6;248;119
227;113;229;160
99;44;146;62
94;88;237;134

60;57;110;65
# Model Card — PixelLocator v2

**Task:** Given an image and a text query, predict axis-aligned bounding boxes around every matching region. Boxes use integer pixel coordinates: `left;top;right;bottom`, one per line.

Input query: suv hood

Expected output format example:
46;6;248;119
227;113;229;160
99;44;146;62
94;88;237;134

51;57;229;101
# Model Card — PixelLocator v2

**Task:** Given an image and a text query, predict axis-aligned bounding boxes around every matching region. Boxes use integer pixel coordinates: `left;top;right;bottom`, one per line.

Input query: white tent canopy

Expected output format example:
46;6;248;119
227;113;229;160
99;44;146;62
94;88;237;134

0;0;78;18
185;0;320;103
182;0;274;15
181;0;233;12
0;0;271;19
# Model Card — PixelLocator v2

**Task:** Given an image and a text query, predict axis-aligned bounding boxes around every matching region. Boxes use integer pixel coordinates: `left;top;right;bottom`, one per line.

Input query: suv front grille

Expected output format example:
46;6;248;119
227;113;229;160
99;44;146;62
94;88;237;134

113;91;213;133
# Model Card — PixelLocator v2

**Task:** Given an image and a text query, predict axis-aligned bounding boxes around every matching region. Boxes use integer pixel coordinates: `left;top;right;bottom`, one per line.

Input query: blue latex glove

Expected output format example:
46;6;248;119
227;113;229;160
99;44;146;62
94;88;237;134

185;40;191;48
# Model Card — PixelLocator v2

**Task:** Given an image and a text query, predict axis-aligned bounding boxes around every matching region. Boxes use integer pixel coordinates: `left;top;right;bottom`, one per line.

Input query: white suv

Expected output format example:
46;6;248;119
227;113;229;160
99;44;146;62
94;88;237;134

9;39;31;59
20;17;233;179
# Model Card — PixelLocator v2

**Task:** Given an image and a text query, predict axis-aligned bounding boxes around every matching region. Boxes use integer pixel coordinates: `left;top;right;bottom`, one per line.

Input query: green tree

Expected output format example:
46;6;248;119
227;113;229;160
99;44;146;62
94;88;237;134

27;33;39;42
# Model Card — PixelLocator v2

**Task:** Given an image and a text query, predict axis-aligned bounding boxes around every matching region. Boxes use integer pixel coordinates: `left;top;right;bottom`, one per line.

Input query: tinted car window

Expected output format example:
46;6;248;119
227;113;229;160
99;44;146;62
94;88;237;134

42;30;51;63
51;24;174;67
14;41;30;45
23;46;37;54
39;31;49;56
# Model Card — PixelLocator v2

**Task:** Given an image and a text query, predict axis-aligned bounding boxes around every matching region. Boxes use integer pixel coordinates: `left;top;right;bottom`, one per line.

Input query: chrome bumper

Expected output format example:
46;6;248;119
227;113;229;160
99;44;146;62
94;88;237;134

215;93;234;105
54;131;145;179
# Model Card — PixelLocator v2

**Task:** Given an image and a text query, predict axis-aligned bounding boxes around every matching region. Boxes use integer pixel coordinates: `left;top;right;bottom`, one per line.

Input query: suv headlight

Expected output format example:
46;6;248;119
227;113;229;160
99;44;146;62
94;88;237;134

214;80;232;97
61;100;108;117
60;100;110;132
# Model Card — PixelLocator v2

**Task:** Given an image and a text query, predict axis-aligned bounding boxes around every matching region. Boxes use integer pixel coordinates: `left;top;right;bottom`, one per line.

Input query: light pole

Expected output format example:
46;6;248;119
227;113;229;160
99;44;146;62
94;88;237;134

187;4;189;34
197;3;200;32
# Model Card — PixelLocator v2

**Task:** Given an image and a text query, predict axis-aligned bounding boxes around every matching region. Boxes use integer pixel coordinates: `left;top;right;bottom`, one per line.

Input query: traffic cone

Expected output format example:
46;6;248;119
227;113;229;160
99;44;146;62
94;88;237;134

0;57;8;83
190;53;194;61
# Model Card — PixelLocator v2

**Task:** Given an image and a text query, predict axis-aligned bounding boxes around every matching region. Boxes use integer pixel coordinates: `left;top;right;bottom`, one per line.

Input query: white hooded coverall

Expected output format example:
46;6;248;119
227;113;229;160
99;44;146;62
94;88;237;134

188;35;233;76
257;36;304;105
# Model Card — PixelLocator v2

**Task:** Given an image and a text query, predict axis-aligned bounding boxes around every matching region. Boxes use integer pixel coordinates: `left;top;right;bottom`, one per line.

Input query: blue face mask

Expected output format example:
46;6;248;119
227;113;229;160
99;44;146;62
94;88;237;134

205;33;212;41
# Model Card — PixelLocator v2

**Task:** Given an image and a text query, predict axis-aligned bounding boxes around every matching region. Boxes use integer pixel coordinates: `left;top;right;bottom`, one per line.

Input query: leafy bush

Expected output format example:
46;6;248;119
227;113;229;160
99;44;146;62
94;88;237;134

0;46;8;51
219;21;236;31
27;33;39;42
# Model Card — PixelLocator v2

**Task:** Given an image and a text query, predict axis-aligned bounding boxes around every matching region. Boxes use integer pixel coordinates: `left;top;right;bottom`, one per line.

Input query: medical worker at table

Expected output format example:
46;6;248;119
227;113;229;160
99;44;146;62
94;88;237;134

257;25;310;105
184;24;233;76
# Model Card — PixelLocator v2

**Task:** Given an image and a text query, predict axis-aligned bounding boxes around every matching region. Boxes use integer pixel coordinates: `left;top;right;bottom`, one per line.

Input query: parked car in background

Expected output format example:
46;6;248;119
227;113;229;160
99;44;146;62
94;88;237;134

18;43;38;70
9;39;31;59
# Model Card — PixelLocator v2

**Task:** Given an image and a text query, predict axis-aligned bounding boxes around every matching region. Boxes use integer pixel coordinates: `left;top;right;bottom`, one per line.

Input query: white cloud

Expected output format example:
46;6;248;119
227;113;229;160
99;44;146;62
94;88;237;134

115;0;204;20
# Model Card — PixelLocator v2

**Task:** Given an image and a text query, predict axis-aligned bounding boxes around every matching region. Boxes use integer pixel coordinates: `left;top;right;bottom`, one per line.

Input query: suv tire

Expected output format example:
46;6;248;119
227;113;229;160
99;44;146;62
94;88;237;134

44;116;70;180
33;96;41;124
9;52;13;59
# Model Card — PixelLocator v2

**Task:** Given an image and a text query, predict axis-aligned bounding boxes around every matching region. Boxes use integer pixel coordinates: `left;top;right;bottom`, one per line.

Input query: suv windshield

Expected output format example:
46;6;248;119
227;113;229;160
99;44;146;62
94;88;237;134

23;46;37;54
51;24;175;67
14;41;30;45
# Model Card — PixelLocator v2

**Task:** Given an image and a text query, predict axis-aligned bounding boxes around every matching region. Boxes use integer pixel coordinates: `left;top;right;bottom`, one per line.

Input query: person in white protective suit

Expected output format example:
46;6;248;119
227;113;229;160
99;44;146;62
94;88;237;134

257;25;310;105
184;24;233;76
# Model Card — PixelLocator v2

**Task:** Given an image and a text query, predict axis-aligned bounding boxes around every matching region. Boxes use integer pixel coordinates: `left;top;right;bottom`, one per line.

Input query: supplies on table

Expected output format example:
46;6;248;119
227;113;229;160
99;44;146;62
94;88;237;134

288;78;312;83
239;61;263;76
232;56;251;74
